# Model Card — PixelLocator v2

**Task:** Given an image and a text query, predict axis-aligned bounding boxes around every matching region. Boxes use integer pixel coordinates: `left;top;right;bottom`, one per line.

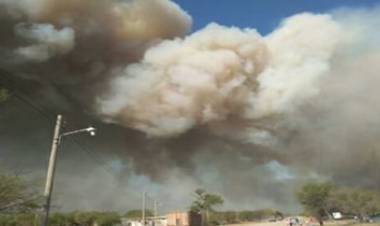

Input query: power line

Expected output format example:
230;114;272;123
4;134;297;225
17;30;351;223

0;69;152;213
0;70;116;176
67;137;116;175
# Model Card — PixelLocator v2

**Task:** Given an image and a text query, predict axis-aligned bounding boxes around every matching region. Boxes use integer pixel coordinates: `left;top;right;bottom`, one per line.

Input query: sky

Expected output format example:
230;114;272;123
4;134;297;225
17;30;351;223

173;0;380;34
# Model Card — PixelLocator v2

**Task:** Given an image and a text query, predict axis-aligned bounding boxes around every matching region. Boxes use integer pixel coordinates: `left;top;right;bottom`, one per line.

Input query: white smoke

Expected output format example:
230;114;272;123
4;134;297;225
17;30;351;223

99;13;342;139
14;23;75;62
252;13;342;118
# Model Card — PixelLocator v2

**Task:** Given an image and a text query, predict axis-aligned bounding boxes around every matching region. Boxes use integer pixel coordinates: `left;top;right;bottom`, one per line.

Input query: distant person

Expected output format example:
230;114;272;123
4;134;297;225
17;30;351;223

289;218;296;226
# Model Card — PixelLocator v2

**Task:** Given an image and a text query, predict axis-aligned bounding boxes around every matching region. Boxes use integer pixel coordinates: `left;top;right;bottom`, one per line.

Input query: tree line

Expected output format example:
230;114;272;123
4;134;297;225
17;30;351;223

206;209;283;225
296;181;380;225
5;171;379;226
190;188;283;226
0;174;285;226
0;173;122;226
0;212;121;226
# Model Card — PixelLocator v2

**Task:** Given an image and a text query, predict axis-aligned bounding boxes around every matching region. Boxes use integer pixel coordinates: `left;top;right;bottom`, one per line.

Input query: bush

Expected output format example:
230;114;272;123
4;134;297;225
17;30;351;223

0;174;41;212
0;212;120;226
208;209;283;224
0;213;39;226
125;209;153;219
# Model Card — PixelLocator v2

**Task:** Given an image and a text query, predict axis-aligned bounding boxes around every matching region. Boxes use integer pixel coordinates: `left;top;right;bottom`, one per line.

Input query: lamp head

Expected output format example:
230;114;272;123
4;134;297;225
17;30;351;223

86;127;96;136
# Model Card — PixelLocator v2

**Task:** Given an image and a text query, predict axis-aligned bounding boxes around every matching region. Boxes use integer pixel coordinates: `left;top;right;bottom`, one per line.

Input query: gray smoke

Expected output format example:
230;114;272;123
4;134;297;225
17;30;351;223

14;23;74;62
1;0;380;213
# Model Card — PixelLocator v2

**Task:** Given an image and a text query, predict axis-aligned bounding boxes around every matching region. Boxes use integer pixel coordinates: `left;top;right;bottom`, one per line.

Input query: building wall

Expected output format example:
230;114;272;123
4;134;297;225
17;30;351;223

166;211;201;226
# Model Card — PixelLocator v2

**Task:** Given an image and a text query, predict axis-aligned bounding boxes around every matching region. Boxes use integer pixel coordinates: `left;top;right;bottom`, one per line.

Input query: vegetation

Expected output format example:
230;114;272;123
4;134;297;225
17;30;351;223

238;209;283;221
208;209;284;225
3;174;379;226
0;174;40;213
296;181;334;224
190;188;224;213
297;182;380;224
0;172;121;226
69;211;120;226
190;189;284;225
0;87;9;102
0;212;121;226
191;188;224;225
327;187;380;220
0;213;39;226
125;209;153;219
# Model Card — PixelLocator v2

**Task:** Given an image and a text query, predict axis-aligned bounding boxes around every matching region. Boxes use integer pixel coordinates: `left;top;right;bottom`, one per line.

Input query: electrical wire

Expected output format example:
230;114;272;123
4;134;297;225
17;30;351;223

0;70;116;176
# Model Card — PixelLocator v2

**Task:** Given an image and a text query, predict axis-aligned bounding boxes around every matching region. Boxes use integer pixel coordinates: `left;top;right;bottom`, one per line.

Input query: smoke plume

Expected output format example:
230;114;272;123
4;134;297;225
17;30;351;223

99;13;341;138
1;0;380;212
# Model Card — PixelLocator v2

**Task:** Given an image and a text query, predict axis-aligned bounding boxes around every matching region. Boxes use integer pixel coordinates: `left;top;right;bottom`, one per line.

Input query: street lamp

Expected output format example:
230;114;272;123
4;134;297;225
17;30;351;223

41;115;96;226
60;126;96;137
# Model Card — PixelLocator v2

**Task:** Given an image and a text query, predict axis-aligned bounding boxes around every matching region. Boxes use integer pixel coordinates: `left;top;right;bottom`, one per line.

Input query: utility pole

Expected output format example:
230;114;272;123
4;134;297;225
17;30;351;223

41;114;63;226
142;191;146;226
154;200;157;218
152;200;157;226
206;207;209;226
40;115;96;226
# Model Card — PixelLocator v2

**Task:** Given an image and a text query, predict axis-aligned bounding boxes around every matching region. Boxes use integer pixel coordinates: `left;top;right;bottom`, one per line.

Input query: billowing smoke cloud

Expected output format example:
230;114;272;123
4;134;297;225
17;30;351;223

282;7;380;189
1;0;380;213
99;13;341;138
0;0;192;105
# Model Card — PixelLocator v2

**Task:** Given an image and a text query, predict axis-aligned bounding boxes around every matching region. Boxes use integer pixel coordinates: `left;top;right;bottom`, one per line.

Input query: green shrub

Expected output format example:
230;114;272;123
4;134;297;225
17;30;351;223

0;212;120;226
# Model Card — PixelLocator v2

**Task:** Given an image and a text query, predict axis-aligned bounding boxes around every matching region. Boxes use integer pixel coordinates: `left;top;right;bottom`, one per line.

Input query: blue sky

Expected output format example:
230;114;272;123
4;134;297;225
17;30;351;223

173;0;380;34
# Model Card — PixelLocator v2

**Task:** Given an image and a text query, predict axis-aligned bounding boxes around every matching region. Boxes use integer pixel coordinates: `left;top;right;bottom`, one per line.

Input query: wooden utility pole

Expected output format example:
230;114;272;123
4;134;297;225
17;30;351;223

41;114;63;226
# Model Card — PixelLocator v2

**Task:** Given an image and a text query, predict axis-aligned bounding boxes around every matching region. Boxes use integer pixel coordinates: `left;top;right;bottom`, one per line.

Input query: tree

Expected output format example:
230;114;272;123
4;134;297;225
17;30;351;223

297;182;380;224
125;209;154;219
327;187;380;221
0;173;40;213
191;189;224;212
95;212;121;226
191;189;224;226
296;182;334;225
70;211;121;226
